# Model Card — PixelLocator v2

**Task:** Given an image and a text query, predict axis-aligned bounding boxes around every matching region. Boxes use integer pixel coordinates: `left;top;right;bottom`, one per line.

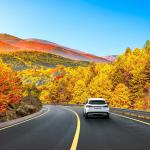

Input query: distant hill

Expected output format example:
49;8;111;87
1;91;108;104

0;33;110;62
0;33;21;44
102;55;117;62
0;51;89;70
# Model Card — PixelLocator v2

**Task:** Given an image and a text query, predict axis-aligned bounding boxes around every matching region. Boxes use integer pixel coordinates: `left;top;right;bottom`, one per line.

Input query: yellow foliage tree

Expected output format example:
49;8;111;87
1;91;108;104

89;74;112;101
71;80;89;104
111;83;130;108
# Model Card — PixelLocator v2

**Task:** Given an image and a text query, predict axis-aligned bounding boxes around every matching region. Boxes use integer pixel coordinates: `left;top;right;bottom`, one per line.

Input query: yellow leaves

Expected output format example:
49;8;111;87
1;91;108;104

111;83;130;108
2;44;147;111
89;75;112;100
134;99;145;110
95;63;112;76
30;50;148;110
40;90;50;104
71;80;89;104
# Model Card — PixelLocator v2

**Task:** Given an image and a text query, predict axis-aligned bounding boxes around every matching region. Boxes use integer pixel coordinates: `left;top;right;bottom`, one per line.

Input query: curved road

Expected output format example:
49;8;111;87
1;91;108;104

0;105;150;150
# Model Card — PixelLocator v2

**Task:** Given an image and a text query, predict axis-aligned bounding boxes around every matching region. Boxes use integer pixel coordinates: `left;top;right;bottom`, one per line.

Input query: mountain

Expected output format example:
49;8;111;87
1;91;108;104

102;55;117;62
0;41;19;52
0;33;21;44
0;33;110;62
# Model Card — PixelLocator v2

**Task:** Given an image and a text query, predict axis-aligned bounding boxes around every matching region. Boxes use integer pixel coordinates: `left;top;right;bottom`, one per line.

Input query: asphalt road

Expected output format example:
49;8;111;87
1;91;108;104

0;105;150;150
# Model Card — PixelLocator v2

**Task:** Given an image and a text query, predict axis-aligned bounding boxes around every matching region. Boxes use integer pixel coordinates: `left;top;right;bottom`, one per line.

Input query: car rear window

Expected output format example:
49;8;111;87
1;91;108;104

89;100;106;105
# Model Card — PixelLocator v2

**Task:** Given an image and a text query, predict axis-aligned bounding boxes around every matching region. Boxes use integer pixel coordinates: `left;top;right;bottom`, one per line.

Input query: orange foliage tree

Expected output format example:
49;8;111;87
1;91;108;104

0;60;22;112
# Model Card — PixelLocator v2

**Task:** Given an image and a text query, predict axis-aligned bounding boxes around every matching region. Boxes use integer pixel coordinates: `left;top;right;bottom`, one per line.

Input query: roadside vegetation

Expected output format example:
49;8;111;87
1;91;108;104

35;41;149;111
0;41;150;121
0;59;42;121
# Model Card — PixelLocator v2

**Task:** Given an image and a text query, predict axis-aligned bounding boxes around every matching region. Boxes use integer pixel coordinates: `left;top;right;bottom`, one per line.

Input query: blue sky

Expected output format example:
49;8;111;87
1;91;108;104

0;0;149;56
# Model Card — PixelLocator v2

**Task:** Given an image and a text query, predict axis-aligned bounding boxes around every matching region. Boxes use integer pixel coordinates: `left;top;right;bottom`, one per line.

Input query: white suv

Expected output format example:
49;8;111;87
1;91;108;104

83;98;110;119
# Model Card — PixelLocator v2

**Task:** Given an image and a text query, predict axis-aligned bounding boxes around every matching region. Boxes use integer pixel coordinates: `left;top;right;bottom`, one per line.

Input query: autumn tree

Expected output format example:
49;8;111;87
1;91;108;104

111;83;130;108
14;40;150;111
0;59;22;112
71;80;89;104
89;74;112;101
144;40;150;52
125;47;132;56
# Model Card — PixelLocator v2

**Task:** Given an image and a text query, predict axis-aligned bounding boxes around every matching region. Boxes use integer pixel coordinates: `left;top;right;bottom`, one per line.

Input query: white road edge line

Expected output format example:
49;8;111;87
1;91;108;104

0;107;50;131
111;112;150;126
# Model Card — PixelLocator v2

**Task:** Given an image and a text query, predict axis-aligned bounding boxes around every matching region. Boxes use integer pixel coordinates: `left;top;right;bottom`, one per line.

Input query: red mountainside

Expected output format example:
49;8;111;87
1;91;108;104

0;41;19;52
0;33;111;62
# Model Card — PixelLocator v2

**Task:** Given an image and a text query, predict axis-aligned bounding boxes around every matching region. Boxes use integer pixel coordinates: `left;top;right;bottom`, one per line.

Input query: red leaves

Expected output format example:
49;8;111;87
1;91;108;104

0;61;22;112
55;75;64;81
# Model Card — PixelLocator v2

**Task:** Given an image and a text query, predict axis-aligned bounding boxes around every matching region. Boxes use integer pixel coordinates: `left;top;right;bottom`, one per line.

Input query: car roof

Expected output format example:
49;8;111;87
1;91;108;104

88;98;106;101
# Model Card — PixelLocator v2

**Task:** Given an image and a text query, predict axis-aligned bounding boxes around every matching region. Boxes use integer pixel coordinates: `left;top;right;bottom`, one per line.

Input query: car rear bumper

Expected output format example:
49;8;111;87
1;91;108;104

86;111;109;115
85;108;109;113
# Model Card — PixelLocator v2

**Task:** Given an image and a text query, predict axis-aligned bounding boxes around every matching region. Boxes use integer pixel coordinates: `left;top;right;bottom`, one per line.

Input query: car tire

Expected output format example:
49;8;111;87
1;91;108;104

106;113;110;119
84;113;88;119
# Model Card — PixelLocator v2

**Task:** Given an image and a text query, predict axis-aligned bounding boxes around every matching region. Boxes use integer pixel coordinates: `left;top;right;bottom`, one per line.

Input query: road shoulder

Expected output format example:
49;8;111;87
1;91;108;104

0;106;49;130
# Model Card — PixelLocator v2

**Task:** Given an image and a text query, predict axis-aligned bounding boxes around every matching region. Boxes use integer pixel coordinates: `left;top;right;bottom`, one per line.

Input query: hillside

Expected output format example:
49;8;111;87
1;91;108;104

0;33;21;43
102;55;117;62
0;51;89;70
0;33;110;62
0;41;19;52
